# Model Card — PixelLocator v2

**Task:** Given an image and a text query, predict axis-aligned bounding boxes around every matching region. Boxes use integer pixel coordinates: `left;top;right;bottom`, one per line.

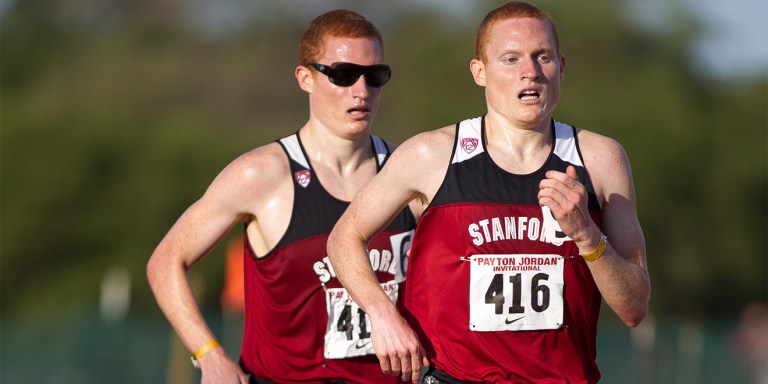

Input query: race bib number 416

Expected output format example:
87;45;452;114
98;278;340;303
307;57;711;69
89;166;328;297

468;254;564;331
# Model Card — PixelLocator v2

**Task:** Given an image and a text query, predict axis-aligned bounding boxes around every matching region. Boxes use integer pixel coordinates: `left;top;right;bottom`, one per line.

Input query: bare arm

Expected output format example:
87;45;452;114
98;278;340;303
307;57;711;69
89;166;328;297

385;140;426;222
147;147;285;383
328;177;423;382
147;195;248;383
538;132;650;327
328;129;452;382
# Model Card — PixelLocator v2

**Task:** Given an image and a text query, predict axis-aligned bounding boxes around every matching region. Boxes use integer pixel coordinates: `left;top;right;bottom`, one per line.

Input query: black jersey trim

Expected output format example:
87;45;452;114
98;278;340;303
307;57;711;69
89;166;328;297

248;133;411;261
371;135;391;171
425;116;600;212
423;119;467;213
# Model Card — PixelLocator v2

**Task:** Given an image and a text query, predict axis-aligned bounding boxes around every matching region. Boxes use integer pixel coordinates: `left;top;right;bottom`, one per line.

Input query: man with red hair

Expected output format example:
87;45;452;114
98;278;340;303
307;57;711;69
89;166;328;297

148;9;418;384
328;2;651;383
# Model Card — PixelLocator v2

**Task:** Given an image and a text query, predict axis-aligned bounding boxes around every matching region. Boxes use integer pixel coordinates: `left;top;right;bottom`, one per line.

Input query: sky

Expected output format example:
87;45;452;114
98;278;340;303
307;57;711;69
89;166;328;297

687;0;767;79
628;0;768;80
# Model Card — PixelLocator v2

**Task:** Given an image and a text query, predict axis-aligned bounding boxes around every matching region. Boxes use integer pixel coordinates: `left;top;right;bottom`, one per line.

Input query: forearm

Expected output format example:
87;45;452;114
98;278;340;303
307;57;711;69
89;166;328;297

584;243;650;327
327;227;396;316
147;255;219;354
328;222;428;383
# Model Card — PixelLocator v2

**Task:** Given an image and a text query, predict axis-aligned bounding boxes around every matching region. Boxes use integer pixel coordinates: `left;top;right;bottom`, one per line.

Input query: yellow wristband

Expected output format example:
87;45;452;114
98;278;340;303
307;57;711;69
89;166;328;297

580;233;607;262
193;339;221;360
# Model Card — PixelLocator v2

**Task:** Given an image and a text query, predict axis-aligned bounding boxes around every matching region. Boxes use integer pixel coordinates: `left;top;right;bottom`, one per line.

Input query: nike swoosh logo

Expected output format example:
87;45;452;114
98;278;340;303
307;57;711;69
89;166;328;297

505;316;526;325
355;340;372;350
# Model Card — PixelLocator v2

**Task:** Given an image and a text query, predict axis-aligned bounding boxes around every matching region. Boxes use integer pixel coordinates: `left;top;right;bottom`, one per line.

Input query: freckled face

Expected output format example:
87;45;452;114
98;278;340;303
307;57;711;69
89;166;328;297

473;17;565;129
307;36;384;139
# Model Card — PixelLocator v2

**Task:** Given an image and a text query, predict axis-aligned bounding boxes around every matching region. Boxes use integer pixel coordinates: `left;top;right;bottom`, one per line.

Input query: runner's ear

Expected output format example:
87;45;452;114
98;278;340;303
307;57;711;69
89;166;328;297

470;58;487;87
296;65;314;93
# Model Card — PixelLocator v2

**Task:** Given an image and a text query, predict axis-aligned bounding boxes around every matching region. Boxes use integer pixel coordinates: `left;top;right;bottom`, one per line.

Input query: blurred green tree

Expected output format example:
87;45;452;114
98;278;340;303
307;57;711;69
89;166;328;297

1;0;765;324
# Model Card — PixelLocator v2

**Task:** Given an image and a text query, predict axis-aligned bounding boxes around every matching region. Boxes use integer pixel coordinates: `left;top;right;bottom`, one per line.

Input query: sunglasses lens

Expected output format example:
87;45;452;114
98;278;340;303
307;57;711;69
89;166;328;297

327;63;391;88
329;64;360;87
365;66;391;87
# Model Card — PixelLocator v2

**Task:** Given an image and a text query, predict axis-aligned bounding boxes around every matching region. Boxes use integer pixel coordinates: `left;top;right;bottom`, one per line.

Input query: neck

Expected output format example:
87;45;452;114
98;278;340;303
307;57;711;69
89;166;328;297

298;123;373;177
484;115;553;174
486;115;551;150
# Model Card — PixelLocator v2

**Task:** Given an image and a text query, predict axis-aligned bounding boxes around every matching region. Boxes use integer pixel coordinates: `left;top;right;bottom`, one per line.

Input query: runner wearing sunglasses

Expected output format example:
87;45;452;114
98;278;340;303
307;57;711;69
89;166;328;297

148;9;420;384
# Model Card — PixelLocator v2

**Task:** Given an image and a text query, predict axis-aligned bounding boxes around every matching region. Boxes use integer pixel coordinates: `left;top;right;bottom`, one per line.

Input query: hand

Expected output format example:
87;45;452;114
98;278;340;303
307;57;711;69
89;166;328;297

537;165;597;247
371;311;429;383
199;348;249;384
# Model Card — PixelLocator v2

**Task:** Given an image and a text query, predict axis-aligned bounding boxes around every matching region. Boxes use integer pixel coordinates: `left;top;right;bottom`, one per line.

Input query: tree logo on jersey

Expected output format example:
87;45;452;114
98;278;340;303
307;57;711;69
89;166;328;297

461;138;479;154
294;170;311;188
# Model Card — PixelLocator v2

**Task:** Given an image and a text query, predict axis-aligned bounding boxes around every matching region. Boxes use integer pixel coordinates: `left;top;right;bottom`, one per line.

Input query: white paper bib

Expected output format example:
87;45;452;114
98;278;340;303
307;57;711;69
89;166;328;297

323;280;399;358
468;254;565;331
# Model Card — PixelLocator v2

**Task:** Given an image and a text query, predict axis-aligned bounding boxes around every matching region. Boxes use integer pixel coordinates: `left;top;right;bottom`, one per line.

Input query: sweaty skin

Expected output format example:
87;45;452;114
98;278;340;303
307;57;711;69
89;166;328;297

328;14;649;382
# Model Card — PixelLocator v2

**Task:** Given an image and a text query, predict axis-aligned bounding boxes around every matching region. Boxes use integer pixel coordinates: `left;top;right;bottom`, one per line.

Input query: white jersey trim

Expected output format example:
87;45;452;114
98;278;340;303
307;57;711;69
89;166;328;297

371;135;388;167
452;116;485;164
553;121;583;167
452;118;582;167
280;135;310;170
282;134;387;170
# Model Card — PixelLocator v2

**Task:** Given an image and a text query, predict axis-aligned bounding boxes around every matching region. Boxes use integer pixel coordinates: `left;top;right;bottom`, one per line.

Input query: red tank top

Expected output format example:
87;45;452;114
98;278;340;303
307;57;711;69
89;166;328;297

240;133;415;383
404;117;602;383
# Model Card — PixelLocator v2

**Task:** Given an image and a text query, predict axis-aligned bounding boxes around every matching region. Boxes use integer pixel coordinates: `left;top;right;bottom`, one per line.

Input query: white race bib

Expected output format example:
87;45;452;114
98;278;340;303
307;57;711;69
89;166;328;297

389;230;414;283
468;254;565;331
324;280;399;359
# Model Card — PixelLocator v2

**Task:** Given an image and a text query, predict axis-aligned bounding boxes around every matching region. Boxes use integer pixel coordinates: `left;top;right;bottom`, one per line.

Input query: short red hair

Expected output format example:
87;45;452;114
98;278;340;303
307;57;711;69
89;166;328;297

475;2;560;62
299;9;383;65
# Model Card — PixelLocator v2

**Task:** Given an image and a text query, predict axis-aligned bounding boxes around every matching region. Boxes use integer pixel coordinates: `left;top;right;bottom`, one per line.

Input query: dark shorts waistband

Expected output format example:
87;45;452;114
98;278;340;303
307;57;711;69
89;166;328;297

420;367;483;384
249;375;344;384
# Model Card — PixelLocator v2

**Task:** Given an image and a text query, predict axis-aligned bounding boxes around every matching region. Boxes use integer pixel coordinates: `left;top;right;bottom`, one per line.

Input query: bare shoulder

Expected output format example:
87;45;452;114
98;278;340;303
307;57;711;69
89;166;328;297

390;125;456;164
380;125;456;181
576;128;626;158
576;129;631;172
575;128;635;202
230;142;289;180
205;142;290;205
377;125;456;204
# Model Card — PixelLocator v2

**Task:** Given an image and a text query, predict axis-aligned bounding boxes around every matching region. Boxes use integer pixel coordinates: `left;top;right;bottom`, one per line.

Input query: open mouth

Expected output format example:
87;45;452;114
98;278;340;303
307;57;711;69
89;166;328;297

348;106;371;116
519;89;540;101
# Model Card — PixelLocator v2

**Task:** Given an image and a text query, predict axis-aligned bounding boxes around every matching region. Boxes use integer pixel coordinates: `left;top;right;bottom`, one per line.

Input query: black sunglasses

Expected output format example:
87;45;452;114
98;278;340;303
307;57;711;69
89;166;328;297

307;62;391;88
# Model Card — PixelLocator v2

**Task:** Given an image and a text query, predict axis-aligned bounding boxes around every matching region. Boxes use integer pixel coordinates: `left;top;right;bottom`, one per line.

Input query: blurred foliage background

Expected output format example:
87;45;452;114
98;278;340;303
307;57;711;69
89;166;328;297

1;0;766;383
